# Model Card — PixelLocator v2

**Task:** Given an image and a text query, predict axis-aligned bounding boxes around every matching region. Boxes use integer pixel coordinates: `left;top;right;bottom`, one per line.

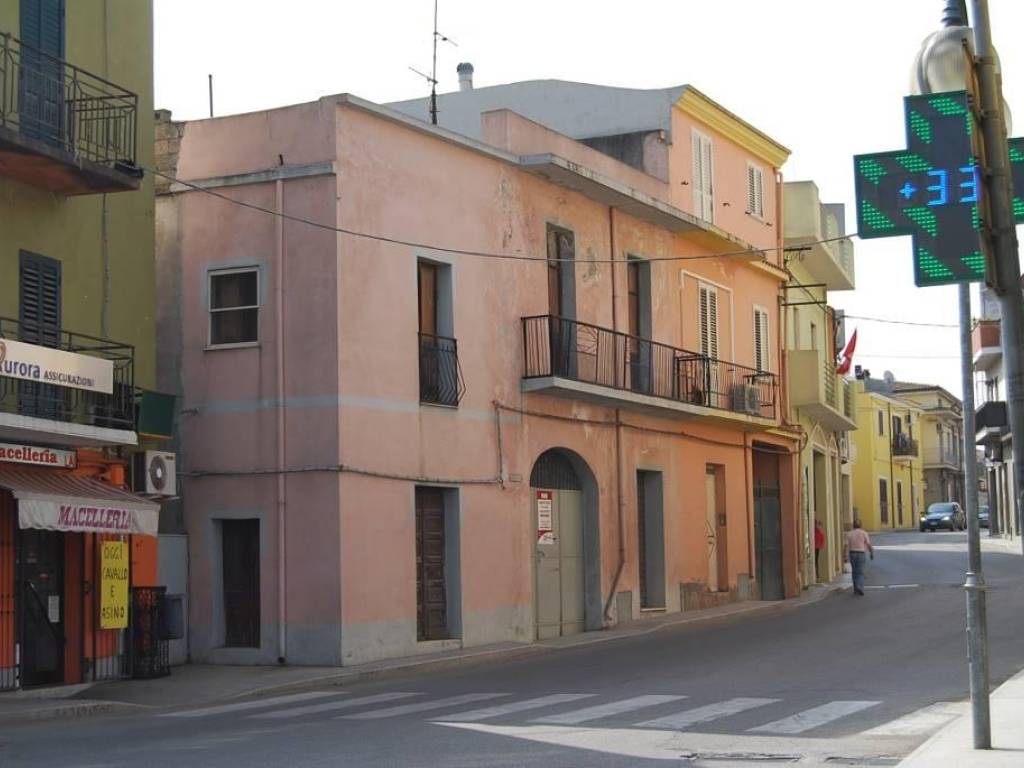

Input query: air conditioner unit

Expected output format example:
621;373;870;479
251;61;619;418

730;384;760;416
133;450;177;497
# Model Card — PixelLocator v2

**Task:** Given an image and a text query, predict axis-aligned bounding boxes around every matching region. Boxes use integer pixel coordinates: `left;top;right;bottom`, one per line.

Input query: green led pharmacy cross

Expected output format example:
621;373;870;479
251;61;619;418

854;90;1024;287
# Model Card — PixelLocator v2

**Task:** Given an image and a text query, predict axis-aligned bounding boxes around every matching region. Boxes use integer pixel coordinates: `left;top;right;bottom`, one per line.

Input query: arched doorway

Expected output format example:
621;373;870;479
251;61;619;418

530;448;600;639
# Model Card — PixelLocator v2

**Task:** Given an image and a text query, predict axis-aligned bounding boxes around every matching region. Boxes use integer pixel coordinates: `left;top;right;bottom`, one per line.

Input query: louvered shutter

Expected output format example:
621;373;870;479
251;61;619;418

747;166;757;216
701;135;715;222
754;309;770;372
19;252;61;347
692;131;705;220
699;284;718;359
747;165;765;218
20;0;64;56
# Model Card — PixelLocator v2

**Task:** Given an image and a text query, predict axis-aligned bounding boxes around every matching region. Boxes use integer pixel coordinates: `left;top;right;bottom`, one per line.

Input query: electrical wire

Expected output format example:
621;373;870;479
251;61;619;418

147;166;856;265
840;314;958;329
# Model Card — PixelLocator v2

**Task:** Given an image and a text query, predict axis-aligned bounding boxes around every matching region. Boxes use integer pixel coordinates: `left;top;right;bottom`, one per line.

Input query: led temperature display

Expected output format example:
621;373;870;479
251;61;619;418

853;91;1024;287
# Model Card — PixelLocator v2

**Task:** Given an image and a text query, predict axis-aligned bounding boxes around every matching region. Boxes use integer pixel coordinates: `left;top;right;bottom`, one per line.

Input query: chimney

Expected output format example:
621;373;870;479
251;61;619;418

457;62;474;91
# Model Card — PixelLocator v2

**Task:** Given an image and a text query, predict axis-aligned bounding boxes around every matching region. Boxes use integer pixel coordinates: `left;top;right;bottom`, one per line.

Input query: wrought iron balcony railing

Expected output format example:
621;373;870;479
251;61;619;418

419;333;465;407
892;433;919;458
522;315;777;420
0;317;135;431
0;31;137;167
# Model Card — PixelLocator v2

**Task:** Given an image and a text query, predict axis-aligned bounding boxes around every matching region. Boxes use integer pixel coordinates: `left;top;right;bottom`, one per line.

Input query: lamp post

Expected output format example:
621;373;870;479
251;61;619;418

910;0;1002;749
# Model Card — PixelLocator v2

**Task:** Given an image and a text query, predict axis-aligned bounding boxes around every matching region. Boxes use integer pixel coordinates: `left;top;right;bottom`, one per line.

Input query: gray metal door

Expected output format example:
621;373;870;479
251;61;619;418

534;489;584;639
754;482;784;600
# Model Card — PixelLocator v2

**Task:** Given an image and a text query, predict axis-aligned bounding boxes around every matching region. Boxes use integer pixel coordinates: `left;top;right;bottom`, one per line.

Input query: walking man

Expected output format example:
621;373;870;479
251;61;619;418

814;520;826;582
847;519;874;596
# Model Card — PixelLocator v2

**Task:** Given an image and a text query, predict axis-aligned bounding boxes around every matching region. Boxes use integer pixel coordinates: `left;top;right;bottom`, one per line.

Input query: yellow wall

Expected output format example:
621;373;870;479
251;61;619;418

851;383;925;531
0;0;156;389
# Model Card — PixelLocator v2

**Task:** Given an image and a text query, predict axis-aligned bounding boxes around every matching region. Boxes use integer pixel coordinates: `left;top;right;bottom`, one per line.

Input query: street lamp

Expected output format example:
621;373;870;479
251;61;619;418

913;0;991;749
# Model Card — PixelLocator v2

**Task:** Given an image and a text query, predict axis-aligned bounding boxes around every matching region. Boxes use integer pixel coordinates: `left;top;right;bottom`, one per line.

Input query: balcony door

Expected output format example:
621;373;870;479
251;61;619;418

627;259;652;394
19;0;65;146
546;227;576;379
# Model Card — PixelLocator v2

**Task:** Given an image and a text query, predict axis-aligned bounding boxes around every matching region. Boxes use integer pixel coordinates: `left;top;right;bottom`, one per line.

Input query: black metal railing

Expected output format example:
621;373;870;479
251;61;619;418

522;315;777;420
892;433;919;457
419;333;465;407
0;317;135;431
0;31;137;167
131;587;170;680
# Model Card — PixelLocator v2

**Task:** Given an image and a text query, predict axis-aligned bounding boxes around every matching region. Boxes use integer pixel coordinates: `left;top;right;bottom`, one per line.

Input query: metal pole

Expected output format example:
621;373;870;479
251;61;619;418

208;74;213;119
970;0;1024;550
961;282;992;748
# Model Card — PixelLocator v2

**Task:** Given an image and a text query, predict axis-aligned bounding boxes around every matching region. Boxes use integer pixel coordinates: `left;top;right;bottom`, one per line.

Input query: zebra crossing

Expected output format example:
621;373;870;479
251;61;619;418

156;687;959;739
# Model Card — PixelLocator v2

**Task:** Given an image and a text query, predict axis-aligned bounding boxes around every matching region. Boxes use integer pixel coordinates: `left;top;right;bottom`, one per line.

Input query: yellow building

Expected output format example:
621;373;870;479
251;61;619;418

783;182;858;585
851;378;926;531
0;1;167;692
888;383;965;510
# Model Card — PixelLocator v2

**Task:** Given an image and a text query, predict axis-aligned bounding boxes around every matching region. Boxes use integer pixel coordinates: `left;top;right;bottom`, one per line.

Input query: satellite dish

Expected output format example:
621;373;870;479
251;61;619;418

883;371;896;386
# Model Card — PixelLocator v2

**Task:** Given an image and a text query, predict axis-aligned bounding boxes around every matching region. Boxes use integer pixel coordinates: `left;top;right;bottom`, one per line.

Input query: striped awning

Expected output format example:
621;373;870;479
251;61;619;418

0;464;159;536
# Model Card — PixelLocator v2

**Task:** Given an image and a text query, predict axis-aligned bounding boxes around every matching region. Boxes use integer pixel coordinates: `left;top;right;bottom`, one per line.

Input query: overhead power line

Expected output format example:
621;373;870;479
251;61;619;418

841;314;959;329
147;167;855;265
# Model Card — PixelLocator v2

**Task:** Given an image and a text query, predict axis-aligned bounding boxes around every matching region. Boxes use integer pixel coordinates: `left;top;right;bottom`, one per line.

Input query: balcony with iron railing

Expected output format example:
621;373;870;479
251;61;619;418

521;315;777;425
892;433;919;460
923;446;962;469
0;31;140;195
0;317;136;446
787;347;857;432
783;181;855;291
418;333;465;407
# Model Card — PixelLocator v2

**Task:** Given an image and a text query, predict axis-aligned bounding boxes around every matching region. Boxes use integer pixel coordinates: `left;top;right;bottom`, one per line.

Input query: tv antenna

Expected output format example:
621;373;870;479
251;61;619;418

408;0;457;125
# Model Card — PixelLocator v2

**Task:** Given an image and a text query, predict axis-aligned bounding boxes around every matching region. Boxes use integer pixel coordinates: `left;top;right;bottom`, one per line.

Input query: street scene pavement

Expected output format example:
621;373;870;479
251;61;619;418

1;530;1022;767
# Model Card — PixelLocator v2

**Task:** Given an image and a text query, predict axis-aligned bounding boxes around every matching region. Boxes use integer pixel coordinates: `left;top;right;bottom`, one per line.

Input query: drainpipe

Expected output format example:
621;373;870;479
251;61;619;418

888;401;895;529
602;207;627;624
603;409;626;624
275;178;288;663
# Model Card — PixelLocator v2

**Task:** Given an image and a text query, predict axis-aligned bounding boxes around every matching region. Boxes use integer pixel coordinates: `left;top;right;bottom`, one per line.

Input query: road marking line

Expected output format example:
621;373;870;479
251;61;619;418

638;697;780;729
748;700;881;734
863;701;965;736
159;691;342;718
438;694;597;722
865;584;920;590
531;695;686;724
249;692;420;719
339;692;507;720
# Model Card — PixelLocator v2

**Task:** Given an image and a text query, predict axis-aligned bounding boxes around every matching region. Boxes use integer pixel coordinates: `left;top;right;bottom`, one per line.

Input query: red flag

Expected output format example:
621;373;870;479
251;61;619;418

836;329;857;375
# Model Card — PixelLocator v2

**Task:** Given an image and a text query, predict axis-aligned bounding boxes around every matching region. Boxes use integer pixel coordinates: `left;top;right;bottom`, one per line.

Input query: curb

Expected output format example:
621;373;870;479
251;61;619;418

0;699;147;724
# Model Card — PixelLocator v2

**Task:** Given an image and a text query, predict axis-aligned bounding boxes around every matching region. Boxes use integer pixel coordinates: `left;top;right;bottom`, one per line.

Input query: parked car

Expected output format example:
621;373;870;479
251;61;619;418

920;502;966;532
979;505;990;528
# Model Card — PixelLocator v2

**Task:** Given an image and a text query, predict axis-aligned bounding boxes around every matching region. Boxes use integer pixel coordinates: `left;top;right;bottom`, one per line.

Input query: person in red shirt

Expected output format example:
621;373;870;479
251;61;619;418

814;520;826;582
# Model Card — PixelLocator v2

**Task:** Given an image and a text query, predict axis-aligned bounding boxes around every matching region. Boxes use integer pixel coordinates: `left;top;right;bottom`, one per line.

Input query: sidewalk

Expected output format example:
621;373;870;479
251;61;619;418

900;669;1024;766
0;574;849;723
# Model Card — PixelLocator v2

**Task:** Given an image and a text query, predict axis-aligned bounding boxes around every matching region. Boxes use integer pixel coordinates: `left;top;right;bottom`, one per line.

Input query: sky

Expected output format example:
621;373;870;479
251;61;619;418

153;0;1024;399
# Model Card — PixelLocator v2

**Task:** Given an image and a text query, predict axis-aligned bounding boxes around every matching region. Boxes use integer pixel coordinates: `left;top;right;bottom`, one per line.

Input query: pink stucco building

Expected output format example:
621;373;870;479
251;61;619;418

155;76;802;666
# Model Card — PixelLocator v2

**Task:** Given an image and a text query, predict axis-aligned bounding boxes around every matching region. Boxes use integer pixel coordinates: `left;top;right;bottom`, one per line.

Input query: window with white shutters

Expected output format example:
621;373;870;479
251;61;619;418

753;307;770;372
699;284;719;359
746;163;765;218
691;130;715;223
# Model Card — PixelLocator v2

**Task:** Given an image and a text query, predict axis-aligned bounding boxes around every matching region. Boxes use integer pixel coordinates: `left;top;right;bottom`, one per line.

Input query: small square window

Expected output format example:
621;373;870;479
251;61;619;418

209;269;259;346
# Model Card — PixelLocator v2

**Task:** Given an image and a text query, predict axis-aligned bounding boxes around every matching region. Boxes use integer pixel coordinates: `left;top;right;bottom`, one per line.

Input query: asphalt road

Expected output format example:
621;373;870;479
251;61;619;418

2;531;1022;768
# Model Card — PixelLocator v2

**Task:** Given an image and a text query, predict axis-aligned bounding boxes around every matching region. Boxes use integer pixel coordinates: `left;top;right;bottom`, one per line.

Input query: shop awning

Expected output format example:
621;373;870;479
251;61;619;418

0;465;159;537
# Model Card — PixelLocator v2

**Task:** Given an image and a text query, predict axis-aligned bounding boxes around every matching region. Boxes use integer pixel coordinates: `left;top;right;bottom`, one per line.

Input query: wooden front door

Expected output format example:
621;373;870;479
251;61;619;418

416;488;448;641
222;520;260;648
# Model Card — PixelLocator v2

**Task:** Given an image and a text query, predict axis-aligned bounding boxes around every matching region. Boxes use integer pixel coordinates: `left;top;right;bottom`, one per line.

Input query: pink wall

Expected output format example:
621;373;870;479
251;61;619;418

160;91;800;667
